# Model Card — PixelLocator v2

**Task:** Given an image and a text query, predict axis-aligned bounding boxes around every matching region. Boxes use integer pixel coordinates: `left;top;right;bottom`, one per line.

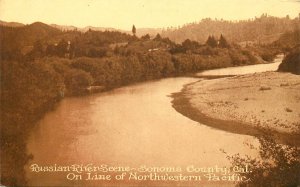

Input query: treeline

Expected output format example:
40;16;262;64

0;22;135;60
1;21;285;63
1;59;65;185
273;29;300;51
161;14;300;43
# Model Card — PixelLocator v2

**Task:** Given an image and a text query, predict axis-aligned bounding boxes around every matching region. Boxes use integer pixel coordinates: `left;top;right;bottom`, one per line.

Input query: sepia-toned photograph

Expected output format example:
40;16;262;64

0;0;299;186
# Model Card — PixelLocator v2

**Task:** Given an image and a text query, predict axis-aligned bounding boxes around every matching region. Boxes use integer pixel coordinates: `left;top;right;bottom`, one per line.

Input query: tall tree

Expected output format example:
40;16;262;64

132;25;136;36
141;34;150;40
219;34;230;48
206;35;218;48
154;33;162;41
182;39;199;49
27;40;44;59
57;39;68;57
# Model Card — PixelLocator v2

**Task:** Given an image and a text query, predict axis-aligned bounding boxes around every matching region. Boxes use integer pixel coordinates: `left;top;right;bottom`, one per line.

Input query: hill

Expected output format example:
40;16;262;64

49;23;161;37
0;22;136;60
0;22;61;46
50;24;78;31
0;22;62;58
161;14;300;44
0;20;24;27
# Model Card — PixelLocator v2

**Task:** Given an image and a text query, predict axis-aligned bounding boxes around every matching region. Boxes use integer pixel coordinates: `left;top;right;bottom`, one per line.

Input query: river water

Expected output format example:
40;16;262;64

197;54;283;76
26;55;283;186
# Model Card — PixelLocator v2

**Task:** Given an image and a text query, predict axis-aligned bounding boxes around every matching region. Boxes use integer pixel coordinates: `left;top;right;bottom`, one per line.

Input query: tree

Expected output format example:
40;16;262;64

28;40;44;59
65;69;93;95
153;33;162;41
33;40;43;54
286;14;290;19
219;34;230;48
278;46;300;75
206;35;218;48
46;44;56;56
57;39;68;57
132;25;136;36
182;39;199;50
141;34;150;40
226;134;300;187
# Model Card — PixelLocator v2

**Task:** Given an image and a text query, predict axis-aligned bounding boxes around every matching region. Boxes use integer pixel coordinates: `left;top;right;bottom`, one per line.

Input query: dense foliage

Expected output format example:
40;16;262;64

162;14;300;43
226;134;300;187
273;29;300;51
0;22;134;60
1;59;64;185
278;46;300;75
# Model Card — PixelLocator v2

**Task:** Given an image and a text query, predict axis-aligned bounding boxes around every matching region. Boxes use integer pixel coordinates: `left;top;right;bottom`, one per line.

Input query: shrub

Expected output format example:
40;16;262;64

64;69;93;95
227;134;300;187
278;46;300;75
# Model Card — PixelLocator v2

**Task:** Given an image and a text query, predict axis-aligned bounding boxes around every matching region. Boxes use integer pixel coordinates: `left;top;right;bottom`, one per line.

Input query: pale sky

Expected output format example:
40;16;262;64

0;0;299;30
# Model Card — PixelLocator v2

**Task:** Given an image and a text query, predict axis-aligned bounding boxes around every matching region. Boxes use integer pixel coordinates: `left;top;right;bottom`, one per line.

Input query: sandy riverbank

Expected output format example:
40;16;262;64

172;71;300;145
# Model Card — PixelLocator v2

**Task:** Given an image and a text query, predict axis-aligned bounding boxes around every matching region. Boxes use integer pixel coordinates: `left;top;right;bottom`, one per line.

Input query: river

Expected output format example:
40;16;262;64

196;54;283;76
26;55;283;186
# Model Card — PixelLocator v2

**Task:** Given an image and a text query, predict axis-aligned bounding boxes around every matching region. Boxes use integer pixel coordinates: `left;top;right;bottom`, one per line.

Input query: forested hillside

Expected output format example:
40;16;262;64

161;14;300;44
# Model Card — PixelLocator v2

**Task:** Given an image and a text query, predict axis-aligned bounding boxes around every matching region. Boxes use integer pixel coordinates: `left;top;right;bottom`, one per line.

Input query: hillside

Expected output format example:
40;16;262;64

2;13;299;45
273;30;300;49
0;22;135;60
0;22;61;47
161;14;300;44
0;20;24;27
0;20;161;38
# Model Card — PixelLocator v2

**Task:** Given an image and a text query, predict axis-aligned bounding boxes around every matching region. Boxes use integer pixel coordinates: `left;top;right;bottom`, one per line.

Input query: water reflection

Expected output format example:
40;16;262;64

26;54;283;186
27;78;258;186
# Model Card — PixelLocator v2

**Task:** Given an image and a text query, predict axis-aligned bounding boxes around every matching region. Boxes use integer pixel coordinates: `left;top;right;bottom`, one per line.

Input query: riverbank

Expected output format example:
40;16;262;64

1;50;267;186
172;71;300;145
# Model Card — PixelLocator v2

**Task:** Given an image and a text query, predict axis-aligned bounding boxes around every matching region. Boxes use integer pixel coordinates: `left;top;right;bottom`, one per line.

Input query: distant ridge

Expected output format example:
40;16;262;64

0;21;61;48
161;15;300;43
0;20;122;32
2;13;298;44
50;24;120;32
50;23;162;37
0;20;163;37
50;24;78;31
124;28;163;37
0;20;24;27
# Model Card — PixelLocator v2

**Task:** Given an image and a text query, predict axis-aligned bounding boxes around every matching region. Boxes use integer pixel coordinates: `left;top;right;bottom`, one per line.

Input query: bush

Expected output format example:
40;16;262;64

65;69;93;95
227;134;300;187
278;46;300;75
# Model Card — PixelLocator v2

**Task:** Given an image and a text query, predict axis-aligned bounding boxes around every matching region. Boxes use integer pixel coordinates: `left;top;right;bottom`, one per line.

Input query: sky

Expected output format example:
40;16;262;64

0;0;299;30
